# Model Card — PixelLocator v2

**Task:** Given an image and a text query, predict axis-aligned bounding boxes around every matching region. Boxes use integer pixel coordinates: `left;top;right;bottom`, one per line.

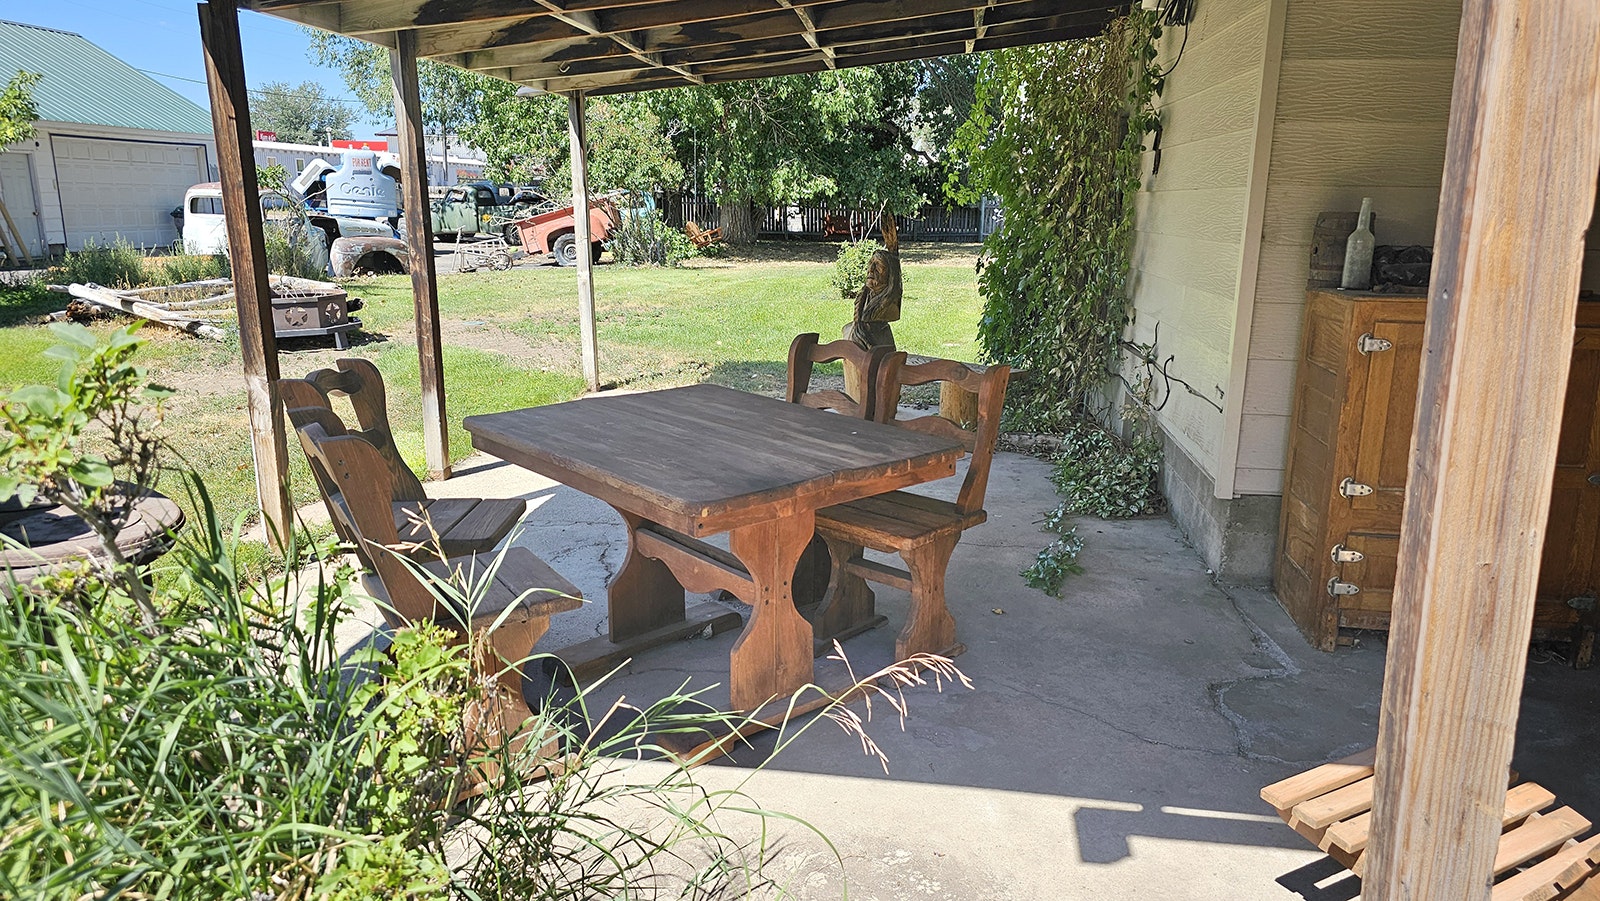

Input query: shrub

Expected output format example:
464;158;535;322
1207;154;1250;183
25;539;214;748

53;237;148;288
264;218;328;279
1047;420;1164;520
154;250;230;284
832;238;881;299
606;208;697;267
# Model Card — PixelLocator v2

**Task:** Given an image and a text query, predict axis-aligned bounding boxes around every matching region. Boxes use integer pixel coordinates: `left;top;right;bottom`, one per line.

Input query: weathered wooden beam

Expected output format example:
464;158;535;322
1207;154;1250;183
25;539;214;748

1363;1;1600;899
777;0;834;69
475;0;1087;76
531;0;704;84
389;30;451;481
567;91;600;393
199;0;292;548
412;0;1073;60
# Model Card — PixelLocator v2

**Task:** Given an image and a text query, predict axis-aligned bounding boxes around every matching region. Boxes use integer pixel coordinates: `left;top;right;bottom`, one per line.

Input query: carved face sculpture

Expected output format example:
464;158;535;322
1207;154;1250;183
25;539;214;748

856;248;903;323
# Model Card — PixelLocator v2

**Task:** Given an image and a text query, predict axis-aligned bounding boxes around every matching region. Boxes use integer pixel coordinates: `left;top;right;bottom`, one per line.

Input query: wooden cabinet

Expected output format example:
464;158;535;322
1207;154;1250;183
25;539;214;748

1275;289;1600;651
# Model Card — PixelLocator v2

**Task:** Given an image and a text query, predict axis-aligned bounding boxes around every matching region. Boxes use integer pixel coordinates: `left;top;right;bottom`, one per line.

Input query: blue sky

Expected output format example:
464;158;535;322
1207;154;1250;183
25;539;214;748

5;0;388;137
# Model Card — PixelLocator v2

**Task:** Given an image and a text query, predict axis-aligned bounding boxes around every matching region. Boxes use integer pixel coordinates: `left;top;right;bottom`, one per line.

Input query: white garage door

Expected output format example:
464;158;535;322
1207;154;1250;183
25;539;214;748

52;135;207;250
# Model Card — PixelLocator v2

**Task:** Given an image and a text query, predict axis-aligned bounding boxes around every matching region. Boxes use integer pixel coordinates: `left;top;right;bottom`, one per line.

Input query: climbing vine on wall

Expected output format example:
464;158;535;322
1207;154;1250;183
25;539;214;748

953;11;1161;429
951;11;1165;594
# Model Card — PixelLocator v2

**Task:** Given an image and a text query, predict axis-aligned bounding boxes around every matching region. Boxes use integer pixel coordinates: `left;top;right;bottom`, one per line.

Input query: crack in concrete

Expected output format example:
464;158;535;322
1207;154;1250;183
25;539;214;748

987;676;1237;759
1202;580;1367;767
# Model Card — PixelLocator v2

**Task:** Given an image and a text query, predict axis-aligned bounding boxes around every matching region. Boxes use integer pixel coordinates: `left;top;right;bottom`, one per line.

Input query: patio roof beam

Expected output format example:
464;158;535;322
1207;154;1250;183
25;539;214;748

1363;0;1600;897
777;0;835;69
527;0;706;85
401;0;1074;61
463;1;1090;76
198;0;292;548
567;91;601;392
390;30;451;479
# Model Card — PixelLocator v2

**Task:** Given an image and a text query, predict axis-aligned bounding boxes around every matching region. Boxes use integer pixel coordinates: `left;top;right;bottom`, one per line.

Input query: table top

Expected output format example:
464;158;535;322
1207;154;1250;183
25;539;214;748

465;383;964;535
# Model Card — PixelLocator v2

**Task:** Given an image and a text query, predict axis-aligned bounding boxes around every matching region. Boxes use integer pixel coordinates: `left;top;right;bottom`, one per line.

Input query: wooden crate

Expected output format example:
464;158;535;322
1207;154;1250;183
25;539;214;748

1274;289;1600;651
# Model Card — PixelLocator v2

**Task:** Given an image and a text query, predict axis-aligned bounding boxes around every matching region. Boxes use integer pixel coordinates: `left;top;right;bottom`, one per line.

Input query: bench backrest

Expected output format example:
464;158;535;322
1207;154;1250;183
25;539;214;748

295;359;426;502
786;332;894;420
296;421;440;625
874;353;1011;517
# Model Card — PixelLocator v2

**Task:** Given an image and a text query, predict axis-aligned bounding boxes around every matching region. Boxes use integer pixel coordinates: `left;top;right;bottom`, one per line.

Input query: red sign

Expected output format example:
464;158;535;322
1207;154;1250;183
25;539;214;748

332;139;389;151
255;130;276;142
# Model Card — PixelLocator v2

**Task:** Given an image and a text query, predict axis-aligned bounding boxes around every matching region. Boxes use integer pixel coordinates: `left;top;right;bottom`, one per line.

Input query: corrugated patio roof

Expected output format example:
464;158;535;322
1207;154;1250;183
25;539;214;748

0;19;214;135
244;0;1121;96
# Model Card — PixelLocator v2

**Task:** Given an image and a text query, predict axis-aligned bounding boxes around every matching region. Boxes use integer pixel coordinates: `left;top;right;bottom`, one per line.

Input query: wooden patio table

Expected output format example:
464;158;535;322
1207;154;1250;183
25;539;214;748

464;383;964;712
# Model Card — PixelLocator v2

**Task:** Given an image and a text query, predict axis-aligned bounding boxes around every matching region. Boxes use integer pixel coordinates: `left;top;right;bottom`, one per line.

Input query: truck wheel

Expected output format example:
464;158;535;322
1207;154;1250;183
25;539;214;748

552;233;578;266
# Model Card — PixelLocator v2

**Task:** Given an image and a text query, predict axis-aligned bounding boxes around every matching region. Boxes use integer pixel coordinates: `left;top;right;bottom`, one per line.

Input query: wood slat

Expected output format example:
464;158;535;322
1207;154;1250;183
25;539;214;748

1292;775;1376;831
442;497;526;548
843;556;913;592
1492;835;1600;901
1494;809;1594;877
398;497;476;542
1261;747;1376;811
1329;782;1558;856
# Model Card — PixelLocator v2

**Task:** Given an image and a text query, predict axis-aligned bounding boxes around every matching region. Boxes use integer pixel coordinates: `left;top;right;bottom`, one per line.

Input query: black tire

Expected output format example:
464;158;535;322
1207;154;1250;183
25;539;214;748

552;232;578;266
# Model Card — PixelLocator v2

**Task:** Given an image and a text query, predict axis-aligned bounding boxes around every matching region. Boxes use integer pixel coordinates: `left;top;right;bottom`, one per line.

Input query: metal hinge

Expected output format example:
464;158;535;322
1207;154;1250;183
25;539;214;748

1339;477;1374;498
1327;578;1361;597
1357;333;1393;355
1330;544;1365;564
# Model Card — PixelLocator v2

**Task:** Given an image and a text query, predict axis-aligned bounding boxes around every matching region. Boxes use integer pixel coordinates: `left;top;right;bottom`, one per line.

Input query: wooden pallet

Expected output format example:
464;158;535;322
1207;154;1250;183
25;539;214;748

1262;749;1600;900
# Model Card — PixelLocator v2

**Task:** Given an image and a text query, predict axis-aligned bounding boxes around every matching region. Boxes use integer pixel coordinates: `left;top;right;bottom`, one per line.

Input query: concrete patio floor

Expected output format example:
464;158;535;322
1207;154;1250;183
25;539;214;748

319;442;1600;900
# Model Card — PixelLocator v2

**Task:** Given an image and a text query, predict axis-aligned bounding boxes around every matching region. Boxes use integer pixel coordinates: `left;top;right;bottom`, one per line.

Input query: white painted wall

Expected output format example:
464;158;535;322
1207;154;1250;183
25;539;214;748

1127;0;1271;481
9;121;216;252
1231;0;1462;495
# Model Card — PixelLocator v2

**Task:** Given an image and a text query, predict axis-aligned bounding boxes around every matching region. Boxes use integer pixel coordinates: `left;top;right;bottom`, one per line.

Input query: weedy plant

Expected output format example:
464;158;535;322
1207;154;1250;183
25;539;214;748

53;237;150;289
831;238;881;300
0;328;971;899
607;207;699;267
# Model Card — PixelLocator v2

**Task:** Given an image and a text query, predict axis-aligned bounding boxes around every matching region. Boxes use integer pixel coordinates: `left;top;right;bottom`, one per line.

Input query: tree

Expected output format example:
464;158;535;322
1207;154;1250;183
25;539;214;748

307;32;482;172
250;80;356;144
0;70;41;147
648;66;927;243
306;31;680;199
462;88;681;200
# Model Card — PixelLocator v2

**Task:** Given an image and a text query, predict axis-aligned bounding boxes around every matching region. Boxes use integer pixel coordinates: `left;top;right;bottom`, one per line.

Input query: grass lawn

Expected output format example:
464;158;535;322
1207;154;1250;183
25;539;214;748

0;242;983;530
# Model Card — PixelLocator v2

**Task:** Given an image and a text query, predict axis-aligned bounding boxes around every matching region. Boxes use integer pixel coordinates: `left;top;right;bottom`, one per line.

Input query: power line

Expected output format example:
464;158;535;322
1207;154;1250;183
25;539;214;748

135;67;373;109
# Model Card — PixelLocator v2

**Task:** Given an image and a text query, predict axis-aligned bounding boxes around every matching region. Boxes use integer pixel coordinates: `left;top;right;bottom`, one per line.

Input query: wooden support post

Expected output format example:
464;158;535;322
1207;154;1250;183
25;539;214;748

568;90;600;392
198;0;291;546
1364;3;1600;898
390;30;450;480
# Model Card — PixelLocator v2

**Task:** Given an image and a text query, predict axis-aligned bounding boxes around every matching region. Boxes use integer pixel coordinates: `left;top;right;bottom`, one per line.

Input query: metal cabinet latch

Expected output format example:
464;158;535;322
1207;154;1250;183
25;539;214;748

1330;544;1365;564
1327;578;1361;597
1339;477;1374;498
1357;333;1393;355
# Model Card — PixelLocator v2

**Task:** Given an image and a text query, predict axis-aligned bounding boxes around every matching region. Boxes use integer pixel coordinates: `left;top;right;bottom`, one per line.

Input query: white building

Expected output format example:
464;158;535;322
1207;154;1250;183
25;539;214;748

0;19;219;255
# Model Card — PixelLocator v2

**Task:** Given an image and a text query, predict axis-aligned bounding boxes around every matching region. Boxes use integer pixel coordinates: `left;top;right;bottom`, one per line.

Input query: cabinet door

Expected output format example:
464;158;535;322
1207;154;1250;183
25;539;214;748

1539;326;1600;606
1344;308;1428;529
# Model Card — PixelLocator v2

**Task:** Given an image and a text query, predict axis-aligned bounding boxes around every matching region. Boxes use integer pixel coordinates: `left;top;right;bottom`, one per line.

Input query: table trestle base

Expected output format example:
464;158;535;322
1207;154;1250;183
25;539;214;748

553;600;744;684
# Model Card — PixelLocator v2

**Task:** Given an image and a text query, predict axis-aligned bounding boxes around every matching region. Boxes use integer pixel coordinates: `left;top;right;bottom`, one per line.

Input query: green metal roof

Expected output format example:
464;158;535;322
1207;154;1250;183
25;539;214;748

0;19;212;135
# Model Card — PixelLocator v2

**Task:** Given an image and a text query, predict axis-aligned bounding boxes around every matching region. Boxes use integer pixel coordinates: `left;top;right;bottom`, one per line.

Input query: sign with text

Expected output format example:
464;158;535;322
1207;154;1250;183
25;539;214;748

332;139;389;152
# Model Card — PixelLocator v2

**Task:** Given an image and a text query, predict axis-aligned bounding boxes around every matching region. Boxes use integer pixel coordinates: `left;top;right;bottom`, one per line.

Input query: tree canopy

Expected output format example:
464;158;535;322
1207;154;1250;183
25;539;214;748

0;70;41;148
250;81;356;145
307;32;482;154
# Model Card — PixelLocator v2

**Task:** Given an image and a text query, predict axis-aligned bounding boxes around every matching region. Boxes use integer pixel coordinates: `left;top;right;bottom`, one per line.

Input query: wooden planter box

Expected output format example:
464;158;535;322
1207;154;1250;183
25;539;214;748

1275;288;1600;653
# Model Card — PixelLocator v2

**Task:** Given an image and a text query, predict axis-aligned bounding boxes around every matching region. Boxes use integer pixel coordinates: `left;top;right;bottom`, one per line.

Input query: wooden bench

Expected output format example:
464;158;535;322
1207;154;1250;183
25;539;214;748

296;420;582;743
1262;749;1600;899
280;359;525;560
683;220;721;248
809;353;1011;660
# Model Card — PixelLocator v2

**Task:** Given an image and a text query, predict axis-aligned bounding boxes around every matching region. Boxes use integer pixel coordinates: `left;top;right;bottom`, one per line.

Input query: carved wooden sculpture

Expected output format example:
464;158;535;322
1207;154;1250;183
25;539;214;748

843;214;902;352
